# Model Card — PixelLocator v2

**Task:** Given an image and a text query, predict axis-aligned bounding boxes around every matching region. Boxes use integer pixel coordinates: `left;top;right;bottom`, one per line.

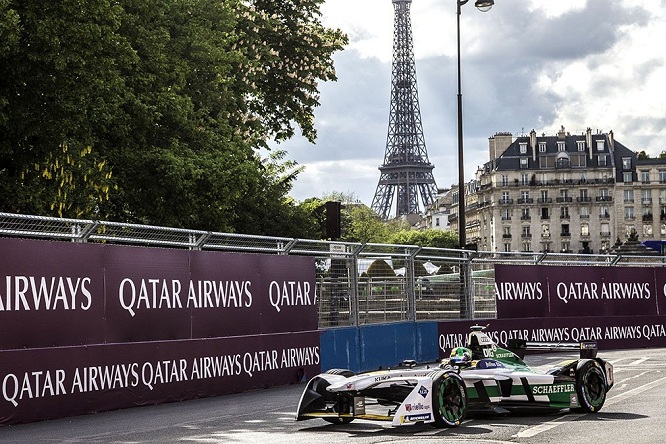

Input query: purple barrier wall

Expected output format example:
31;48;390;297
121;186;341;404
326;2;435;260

438;264;666;359
0;238;319;425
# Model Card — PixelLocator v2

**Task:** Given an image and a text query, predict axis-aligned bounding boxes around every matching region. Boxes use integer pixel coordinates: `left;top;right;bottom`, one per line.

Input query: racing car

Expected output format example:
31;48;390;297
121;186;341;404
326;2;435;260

296;325;614;428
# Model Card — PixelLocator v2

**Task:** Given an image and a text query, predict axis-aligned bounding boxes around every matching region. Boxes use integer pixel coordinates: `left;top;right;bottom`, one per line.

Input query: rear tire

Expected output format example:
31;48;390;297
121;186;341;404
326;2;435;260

573;360;607;412
431;372;467;427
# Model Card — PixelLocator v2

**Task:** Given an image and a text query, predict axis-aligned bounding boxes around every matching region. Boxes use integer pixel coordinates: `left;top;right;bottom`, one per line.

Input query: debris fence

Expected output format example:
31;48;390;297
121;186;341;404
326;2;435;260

2;212;664;329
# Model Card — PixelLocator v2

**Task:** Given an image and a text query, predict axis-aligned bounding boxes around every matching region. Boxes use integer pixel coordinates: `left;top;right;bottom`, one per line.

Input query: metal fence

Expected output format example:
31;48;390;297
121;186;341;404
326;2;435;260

2;212;665;329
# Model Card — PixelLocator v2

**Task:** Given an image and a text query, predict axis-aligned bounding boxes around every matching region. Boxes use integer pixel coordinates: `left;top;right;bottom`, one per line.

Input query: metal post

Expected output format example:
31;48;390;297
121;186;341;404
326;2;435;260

457;0;466;249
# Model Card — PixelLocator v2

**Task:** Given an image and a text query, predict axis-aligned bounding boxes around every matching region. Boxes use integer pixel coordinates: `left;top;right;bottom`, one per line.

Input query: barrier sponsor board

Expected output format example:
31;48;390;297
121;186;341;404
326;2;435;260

438;317;666;358
494;264;662;319
0;238;317;349
0;331;321;425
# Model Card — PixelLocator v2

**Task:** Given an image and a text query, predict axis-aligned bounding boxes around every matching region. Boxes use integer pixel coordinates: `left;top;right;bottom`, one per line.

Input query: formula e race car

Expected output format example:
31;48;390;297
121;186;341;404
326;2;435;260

296;326;614;428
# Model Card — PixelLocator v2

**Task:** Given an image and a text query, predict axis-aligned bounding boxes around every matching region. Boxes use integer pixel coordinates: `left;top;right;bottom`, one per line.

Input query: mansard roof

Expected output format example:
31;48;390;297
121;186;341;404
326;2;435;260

486;131;637;180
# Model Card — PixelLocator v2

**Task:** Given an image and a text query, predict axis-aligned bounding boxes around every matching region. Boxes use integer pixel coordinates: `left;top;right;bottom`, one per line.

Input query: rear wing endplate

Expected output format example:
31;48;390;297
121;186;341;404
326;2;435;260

507;339;598;359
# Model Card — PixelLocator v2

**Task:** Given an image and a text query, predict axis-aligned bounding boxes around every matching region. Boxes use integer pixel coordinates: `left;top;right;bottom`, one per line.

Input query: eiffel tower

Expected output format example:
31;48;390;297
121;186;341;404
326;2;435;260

371;0;438;220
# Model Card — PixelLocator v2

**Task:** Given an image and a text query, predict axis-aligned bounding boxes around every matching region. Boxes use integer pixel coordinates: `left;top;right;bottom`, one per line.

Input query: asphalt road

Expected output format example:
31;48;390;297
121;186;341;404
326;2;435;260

1;347;665;444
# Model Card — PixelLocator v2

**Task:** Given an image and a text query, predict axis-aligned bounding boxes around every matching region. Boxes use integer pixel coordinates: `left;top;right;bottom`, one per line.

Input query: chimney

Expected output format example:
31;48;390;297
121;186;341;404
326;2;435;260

530;129;537;161
608;130;614;150
557;125;566;139
586;127;593;160
489;132;513;160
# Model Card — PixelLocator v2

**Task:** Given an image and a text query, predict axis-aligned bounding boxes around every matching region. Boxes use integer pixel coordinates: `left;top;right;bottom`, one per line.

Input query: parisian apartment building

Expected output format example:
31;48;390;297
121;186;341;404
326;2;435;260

442;126;666;253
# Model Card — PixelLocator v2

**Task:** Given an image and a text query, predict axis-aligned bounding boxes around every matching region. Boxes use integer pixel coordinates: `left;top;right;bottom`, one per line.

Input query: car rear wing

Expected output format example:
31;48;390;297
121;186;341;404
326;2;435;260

507;339;598;359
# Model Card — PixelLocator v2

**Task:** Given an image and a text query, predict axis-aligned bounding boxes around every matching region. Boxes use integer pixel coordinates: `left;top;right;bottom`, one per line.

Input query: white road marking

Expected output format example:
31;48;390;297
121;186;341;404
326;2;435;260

606;375;666;406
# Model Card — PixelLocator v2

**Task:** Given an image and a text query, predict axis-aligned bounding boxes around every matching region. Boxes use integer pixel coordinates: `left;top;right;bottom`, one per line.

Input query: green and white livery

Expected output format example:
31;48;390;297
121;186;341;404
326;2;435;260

296;325;613;428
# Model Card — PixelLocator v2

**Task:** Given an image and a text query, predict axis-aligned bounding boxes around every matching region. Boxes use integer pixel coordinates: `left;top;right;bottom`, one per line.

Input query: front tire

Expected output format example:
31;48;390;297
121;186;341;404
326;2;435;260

431;372;467;427
573;360;607;413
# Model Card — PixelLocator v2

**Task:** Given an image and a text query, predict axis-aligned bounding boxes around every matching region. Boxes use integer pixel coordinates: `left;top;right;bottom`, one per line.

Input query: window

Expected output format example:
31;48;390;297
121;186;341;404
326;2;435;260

560;189;569;199
623;172;633;183
622;157;632;169
522;226;531;237
520;158;529;169
539;142;546;153
501;191;510;203
642;189;652;204
542;224;550;237
502;208;511;220
600;188;609;198
625;207;635;219
503;226;511;237
580;206;590;218
519;143;527;154
540;156;555;168
596;140;605;151
601;223;610;236
504;243;512;252
522;242;532;252
541;207;550;219
641;171;650;184
521;173;529;185
521;190;529;201
557;141;566;152
561;241;570;253
576;141;586;151
598;154;607;166
660;170;666;184
579;189;589;201
560;207;569;218
624;189;634;202
501;174;509;186
600;206;610;218
561;224;570;235
540;190;549;202
435;217;440;227
521;208;530;220
581;223;589;236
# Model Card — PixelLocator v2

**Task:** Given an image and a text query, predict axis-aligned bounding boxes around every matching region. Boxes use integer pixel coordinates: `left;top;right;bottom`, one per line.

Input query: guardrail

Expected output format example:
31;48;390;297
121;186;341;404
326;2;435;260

2;212;664;329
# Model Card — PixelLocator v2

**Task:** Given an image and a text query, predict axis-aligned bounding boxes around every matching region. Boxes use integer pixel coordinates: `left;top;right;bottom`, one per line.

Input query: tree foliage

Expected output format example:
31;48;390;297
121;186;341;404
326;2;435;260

0;0;346;235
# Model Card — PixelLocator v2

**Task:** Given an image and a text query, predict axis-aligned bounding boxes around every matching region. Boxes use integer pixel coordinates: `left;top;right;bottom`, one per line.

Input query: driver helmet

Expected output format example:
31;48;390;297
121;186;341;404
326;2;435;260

450;347;473;367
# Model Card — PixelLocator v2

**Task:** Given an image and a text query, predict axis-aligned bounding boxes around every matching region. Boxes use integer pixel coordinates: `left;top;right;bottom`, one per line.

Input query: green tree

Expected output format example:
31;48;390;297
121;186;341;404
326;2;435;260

0;0;347;236
387;228;459;249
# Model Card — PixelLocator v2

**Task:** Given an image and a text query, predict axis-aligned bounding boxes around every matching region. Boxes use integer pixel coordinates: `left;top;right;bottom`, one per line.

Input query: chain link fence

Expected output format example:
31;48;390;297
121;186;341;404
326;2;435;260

2;212;665;329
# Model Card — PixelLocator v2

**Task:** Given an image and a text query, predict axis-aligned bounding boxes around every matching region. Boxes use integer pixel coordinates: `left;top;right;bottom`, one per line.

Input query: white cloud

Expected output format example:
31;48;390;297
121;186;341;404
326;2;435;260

281;0;666;207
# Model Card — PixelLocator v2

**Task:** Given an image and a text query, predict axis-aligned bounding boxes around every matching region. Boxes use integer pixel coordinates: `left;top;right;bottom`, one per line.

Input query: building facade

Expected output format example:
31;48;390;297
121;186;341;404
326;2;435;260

448;127;666;253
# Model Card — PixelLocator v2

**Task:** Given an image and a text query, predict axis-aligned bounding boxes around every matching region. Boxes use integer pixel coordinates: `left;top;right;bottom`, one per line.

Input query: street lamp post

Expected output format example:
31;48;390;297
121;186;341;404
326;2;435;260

456;0;494;249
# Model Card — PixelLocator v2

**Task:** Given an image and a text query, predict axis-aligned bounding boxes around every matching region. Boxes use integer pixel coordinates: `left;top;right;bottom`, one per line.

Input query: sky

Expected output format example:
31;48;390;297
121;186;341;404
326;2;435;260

273;0;666;208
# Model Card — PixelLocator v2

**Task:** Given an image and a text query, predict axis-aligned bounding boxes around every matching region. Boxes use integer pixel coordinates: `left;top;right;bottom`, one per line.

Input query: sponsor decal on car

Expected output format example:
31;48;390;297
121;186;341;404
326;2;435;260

532;383;575;395
402;413;432;423
405;403;430;412
418;386;429;398
374;375;391;382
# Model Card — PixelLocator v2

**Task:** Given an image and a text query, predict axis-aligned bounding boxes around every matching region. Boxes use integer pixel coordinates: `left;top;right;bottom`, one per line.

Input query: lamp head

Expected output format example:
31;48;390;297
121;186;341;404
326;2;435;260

475;0;494;12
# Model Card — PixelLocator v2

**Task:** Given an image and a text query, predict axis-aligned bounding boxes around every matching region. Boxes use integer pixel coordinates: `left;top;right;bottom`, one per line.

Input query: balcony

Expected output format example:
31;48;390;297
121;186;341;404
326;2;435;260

520;215;532;221
501;216;512;221
642;198;653;205
518;198;534;204
560;214;570;220
596;196;613;202
600;231;612;237
499;198;514;205
538;197;553;203
580;214;590;219
556;197;573;203
561;232;572;237
576;197;592;202
521;233;532;239
541;233;551;238
643;214;654;222
541;215;550;220
502;234;512;239
599;213;610;219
